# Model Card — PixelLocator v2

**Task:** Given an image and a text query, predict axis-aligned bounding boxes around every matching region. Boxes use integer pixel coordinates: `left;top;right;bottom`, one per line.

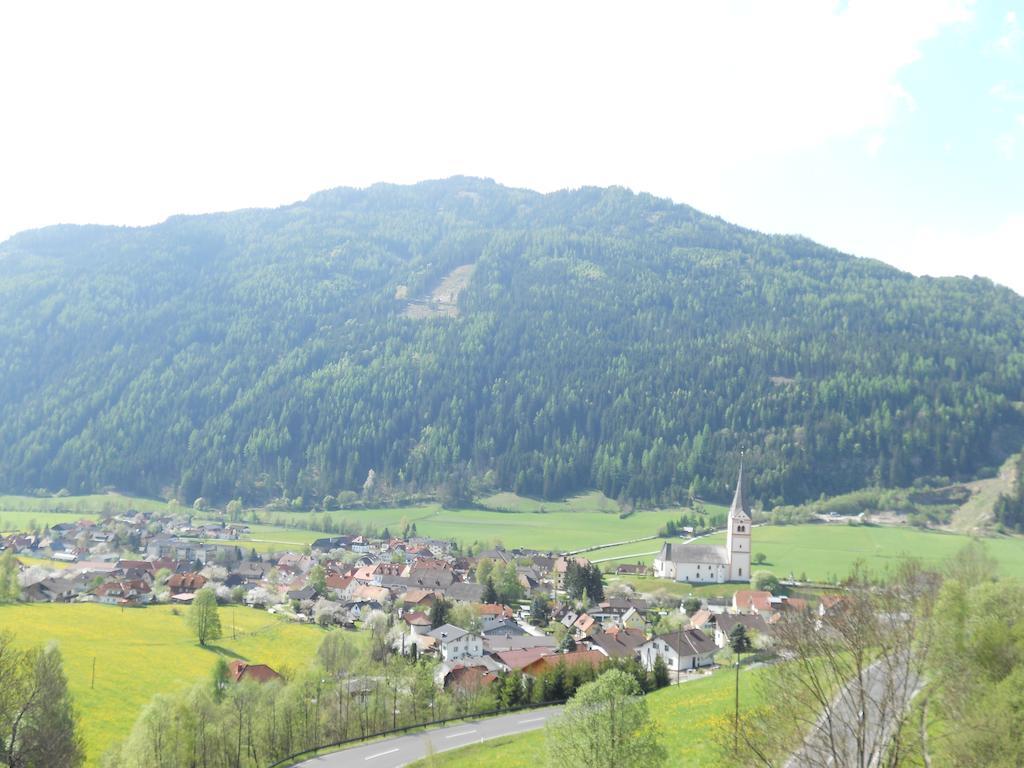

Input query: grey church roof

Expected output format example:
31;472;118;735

657;542;729;565
730;462;752;521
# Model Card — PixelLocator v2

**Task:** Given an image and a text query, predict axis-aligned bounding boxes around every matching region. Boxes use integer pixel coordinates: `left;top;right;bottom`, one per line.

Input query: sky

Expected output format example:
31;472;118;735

0;1;1021;293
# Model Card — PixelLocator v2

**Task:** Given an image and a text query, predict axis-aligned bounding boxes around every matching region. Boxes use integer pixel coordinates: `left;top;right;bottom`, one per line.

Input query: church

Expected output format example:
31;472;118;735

653;466;751;584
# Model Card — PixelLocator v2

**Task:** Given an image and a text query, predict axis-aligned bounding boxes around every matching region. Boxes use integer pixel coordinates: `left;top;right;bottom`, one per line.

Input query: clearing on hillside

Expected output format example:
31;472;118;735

403;263;476;319
949;452;1021;534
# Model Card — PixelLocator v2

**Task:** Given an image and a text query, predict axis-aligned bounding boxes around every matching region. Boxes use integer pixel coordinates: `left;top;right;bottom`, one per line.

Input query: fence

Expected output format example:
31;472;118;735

266;698;567;768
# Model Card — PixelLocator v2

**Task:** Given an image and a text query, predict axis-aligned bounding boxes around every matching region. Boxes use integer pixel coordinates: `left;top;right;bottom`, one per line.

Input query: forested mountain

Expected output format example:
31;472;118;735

1;177;1023;508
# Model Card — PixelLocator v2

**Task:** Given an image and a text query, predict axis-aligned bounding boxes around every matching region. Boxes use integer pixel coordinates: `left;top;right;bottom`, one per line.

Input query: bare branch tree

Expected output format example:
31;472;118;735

723;561;937;768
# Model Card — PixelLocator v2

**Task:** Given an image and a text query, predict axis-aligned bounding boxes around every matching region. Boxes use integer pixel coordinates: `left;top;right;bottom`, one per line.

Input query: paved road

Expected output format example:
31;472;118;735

295;706;563;767
788;652;918;768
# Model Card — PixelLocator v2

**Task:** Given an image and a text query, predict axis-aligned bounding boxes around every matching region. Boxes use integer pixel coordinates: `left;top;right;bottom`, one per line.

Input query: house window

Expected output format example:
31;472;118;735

738;568;743;577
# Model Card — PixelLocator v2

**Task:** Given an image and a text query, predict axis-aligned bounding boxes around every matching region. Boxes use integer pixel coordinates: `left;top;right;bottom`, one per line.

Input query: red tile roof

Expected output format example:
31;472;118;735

228;660;282;684
522;650;606;676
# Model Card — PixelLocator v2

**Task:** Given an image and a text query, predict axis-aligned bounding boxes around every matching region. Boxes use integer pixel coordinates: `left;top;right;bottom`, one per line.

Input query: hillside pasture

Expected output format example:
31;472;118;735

0;603;333;767
407;667;757;767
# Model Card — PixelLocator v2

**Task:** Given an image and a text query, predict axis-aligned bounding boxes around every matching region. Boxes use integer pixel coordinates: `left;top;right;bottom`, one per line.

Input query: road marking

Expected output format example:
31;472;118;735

365;748;399;760
518;717;546;724
445;729;477;739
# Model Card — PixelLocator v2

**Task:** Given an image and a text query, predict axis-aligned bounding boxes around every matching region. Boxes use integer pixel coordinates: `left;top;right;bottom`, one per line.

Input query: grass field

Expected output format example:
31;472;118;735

409;667;758;767
478;490;621;514
0;493;171;514
267;502;724;554
0;603;335;766
595;524;1024;583
0;510;98;533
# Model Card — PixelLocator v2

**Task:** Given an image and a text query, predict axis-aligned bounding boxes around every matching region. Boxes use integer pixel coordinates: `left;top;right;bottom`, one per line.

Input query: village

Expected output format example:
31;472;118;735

0;479;829;702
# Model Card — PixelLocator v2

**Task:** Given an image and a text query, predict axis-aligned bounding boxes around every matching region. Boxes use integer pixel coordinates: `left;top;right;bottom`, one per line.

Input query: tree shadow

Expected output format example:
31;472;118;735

200;644;250;661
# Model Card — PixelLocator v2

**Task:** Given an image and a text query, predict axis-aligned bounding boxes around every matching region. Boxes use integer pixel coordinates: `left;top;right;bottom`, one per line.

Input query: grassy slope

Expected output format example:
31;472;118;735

950;452;1020;533
409;668;756;767
0;603;334;766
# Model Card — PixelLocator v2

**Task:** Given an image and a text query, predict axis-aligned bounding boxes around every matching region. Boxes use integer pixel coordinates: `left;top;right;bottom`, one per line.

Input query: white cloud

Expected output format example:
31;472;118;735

996;8;1022;51
0;0;976;244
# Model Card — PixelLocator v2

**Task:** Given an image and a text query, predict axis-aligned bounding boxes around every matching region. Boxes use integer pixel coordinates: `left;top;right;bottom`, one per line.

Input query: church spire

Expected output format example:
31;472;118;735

729;457;748;518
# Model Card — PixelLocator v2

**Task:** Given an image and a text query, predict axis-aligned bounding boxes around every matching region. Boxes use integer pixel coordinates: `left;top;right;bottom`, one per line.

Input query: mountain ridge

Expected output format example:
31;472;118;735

1;177;1022;508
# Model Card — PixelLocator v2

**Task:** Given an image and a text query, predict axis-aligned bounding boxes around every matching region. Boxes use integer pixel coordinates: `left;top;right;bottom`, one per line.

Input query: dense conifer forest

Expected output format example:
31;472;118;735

1;177;1022;508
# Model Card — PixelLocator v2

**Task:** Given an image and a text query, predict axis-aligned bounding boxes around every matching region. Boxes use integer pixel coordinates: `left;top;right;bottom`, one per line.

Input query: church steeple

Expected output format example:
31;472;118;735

726;457;752;581
729;458;750;520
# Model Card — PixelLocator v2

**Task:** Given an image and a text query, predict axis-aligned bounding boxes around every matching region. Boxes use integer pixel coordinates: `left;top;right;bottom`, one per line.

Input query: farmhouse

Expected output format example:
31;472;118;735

654;466;751;583
639;628;718;673
427;624;484;662
228;660;282;684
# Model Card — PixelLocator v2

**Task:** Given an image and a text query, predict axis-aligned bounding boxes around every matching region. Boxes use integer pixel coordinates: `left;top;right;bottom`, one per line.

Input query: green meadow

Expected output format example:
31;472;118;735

267;498;726;554
604;524;1024;584
0;603;334;767
408;667;758;768
0;492;171;514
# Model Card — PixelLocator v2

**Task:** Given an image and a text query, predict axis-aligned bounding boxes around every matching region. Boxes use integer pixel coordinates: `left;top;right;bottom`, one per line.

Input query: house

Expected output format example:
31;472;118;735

521;650;606;678
619;606;646;630
399;588;440;612
475;603;515;620
436;655;505;688
232;561;270;581
480;616;526;637
639;628;718;673
93;579;152;606
653;467;751;583
713;613;773;649
614;563;648;576
818;594;848;618
687;609;715;632
553;556;590;591
168;572;207;595
732;590;773;617
324;573;353;596
311;536;350;553
426;624;484;662
517;566;543;592
588;597;648;624
445;582;486;603
482;634;558;654
21;574;92;603
477;547;515;565
403;611;433;638
572;613;597;636
286;585;318;602
403;569;455;591
491;647;558;672
228;660;282;684
444;664;498;693
586;627;647;659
